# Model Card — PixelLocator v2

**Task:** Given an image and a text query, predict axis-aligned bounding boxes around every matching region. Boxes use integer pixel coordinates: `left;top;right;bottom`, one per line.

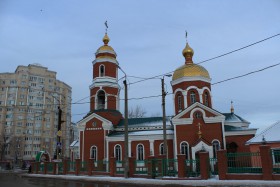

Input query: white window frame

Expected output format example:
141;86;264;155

99;65;105;77
114;144;122;161
180;141;189;159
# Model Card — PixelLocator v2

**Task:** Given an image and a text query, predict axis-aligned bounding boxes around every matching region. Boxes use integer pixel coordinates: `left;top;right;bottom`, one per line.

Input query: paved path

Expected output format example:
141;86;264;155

21;174;280;187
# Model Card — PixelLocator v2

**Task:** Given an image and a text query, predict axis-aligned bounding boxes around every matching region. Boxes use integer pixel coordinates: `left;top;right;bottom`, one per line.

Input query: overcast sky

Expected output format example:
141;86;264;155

0;0;279;133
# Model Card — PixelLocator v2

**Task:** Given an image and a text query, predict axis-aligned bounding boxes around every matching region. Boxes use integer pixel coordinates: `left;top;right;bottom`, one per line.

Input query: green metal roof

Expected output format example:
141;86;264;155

222;113;249;123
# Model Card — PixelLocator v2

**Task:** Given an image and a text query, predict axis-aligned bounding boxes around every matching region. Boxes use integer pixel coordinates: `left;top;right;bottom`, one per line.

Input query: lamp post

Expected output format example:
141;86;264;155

161;74;172;176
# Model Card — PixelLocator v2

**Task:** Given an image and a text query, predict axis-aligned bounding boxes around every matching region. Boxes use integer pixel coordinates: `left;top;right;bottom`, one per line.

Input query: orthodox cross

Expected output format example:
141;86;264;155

185;30;188;42
197;123;202;139
105;21;108;33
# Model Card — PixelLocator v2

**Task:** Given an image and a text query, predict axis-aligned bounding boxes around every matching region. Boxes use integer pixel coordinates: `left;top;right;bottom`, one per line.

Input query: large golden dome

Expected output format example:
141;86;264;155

172;64;210;80
172;41;210;81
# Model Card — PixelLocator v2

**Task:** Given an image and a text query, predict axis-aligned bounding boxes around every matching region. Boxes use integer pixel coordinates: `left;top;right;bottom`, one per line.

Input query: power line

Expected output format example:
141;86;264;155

128;33;280;85
211;62;280;85
198;33;280;65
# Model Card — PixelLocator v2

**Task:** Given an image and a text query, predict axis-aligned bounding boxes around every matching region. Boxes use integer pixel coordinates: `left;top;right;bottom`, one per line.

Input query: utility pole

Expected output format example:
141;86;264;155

161;74;171;176
161;78;168;170
123;80;129;178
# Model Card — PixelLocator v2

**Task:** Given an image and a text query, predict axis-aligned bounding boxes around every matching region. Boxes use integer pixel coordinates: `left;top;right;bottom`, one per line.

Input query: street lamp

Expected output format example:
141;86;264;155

161;74;172;175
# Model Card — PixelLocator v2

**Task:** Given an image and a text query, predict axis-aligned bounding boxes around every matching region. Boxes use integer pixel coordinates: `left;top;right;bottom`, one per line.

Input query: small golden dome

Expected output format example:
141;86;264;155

172;63;210;81
182;43;194;59
103;33;110;45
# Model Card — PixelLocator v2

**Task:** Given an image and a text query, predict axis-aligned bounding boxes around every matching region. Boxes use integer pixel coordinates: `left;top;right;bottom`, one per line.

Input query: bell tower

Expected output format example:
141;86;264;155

89;33;120;111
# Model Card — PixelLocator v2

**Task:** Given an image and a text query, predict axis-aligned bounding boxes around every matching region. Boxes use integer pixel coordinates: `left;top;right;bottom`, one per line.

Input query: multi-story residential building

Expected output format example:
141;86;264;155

0;63;71;163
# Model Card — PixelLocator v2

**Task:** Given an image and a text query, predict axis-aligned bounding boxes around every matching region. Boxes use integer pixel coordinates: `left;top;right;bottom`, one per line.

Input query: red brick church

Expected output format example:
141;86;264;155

75;33;257;163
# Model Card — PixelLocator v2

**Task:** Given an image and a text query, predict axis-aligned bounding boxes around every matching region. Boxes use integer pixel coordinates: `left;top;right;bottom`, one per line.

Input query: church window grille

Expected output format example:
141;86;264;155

195;112;202;119
212;140;220;158
205;92;209;106
100;65;105;77
180;142;189;159
159;143;164;155
90;146;97;161
178;95;182;111
115;145;122;161
97;90;105;110
190;91;196;104
137;144;144;161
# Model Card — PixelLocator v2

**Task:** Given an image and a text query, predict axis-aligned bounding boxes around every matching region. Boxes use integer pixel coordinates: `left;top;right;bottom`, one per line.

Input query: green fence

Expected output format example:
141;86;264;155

116;160;125;174
166;159;178;176
57;162;63;174
67;161;76;172
134;160;149;174
80;161;88;172
185;159;200;177
209;158;218;175
227;152;262;173
39;163;44;173
272;150;280;173
46;163;53;173
94;160;110;172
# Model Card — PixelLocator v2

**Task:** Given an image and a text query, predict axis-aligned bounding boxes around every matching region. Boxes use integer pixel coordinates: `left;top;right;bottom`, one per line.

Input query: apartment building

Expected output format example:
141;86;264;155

0;63;71;163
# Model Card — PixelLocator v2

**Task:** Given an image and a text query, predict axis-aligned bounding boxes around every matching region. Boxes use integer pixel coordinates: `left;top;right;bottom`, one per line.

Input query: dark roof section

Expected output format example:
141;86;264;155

222;113;249;123
117;117;165;127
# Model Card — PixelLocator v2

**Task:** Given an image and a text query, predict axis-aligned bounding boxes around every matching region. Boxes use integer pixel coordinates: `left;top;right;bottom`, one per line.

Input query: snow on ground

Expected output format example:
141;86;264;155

21;174;280;187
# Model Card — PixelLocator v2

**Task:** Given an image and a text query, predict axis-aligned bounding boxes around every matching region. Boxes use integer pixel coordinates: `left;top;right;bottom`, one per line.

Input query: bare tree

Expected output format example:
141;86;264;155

128;105;147;118
150;112;161;117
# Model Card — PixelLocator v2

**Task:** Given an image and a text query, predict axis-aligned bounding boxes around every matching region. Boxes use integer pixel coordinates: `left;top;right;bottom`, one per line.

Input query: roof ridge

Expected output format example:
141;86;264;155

250;120;280;141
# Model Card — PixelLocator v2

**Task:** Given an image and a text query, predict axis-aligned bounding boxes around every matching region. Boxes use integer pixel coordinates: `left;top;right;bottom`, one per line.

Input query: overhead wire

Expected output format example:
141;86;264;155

127;33;280;85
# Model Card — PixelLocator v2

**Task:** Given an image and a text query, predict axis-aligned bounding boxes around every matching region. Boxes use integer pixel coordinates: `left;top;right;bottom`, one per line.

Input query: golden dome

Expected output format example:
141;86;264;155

97;45;115;52
172;63;210;80
103;33;110;45
96;33;116;55
182;43;194;57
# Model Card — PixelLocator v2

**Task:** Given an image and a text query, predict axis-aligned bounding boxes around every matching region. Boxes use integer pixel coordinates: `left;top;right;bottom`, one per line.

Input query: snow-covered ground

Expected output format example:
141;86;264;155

21;174;280;187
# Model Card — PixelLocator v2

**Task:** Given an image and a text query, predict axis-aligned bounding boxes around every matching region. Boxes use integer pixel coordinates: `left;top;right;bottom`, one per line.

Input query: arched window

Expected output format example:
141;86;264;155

190;91;196;104
178;95;182;111
90;146;97;161
115;145;122;161
159;143;164;155
137;144;144;161
212;140;220;158
204;92;209;107
99;65;105;77
97;90;105;109
180;142;189;159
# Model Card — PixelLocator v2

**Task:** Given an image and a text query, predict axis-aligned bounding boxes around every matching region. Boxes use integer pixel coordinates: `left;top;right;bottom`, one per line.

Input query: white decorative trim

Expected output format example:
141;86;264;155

95;50;117;56
89;145;98;160
191;140;213;159
93;58;119;65
136;143;145;160
179;141;190;159
149;140;154;156
171;76;211;86
106;134;174;142
172;118;193;125
76;112;113;131
86;127;103;131
225;130;257;136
